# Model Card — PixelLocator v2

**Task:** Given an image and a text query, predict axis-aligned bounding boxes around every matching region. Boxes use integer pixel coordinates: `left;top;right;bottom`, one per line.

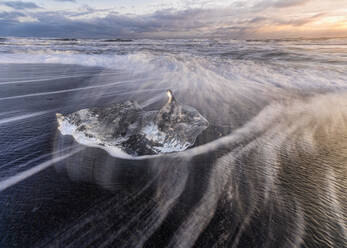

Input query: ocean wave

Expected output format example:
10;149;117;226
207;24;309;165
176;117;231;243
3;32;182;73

1;49;346;126
1;37;347;64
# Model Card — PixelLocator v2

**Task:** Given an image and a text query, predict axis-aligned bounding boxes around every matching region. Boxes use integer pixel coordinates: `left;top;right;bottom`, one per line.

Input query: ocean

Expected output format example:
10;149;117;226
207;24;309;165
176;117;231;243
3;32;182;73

0;37;346;247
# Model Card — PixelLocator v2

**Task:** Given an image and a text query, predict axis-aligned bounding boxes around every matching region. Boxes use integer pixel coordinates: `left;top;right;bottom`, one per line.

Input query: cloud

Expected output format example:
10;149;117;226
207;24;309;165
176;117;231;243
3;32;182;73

0;10;25;20
272;0;310;8
286;13;325;26
1;1;41;10
254;0;310;10
0;7;268;38
0;8;237;38
248;13;326;27
0;1;345;39
273;0;310;8
53;0;76;2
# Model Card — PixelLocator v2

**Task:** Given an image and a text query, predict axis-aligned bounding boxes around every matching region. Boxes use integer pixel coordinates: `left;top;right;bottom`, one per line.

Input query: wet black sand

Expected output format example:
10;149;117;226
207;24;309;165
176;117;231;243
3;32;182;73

0;64;345;248
0;64;225;247
0;64;149;247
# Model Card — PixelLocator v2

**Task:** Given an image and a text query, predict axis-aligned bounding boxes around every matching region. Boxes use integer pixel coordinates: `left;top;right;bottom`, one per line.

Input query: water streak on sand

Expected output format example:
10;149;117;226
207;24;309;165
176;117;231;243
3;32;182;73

0;111;49;125
0;72;126;86
0;148;83;192
0;79;158;101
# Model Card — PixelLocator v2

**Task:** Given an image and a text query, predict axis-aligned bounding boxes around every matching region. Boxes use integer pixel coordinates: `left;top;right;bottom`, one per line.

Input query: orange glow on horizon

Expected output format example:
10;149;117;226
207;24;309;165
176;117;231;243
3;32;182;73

255;15;347;38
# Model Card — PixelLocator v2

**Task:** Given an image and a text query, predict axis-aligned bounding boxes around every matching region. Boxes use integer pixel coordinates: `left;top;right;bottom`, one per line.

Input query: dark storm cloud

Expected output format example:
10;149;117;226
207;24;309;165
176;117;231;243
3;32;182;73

0;7;226;38
0;9;138;38
0;11;25;20
2;1;41;9
0;6;276;38
0;2;333;39
0;18;112;37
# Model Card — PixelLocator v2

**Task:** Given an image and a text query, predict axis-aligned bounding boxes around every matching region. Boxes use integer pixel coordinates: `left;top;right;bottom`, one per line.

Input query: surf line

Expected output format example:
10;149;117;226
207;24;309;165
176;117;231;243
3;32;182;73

0;148;83;192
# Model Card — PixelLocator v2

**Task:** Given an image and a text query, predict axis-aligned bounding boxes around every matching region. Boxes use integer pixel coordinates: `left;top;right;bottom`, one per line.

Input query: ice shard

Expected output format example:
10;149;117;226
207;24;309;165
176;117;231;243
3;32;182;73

56;90;209;156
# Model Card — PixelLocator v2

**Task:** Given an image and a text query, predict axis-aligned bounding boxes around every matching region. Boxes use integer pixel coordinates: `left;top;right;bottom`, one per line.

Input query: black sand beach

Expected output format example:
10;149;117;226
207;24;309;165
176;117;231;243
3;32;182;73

0;37;346;248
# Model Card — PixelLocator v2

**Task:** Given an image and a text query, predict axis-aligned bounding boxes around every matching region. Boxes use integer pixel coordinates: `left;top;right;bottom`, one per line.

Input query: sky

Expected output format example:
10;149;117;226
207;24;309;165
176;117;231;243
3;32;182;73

0;0;346;39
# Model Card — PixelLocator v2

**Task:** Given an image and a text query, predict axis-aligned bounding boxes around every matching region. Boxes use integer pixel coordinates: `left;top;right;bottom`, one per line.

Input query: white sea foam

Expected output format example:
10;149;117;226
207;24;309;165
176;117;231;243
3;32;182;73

0;52;155;72
1;38;346;93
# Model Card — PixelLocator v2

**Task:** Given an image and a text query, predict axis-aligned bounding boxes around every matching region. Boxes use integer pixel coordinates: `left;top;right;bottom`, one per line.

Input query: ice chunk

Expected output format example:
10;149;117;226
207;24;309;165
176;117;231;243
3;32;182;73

57;90;209;156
